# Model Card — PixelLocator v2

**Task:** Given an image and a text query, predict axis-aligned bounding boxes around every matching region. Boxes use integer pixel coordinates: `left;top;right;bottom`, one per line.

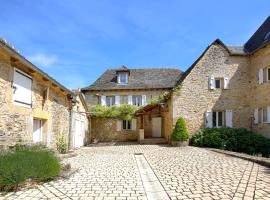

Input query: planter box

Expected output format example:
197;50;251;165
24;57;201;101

171;140;188;147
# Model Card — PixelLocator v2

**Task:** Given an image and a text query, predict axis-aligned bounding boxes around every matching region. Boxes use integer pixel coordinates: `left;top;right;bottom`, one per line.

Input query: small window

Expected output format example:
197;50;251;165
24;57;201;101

132;95;142;106
267;68;270;82
215;78;221;89
118;73;128;84
262;108;268;123
122;120;132;130
106;96;115;107
213;111;224;128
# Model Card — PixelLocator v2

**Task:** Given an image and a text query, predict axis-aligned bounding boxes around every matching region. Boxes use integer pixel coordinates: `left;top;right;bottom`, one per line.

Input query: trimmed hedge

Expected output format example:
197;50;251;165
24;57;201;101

0;144;60;191
171;117;189;142
191;128;270;157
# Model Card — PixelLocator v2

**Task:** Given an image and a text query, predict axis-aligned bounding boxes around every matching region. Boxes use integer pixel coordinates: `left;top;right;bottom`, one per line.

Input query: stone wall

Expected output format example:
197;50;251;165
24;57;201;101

249;44;270;138
172;42;251;135
0;49;72;148
91;118;138;142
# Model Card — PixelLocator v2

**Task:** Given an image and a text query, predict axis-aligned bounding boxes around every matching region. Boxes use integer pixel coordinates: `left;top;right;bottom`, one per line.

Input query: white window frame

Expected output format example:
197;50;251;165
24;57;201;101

262;108;268;124
122;120;132;130
213;111;224;128
106;96;115;107
132;95;142;106
118;73;128;84
13;68;32;108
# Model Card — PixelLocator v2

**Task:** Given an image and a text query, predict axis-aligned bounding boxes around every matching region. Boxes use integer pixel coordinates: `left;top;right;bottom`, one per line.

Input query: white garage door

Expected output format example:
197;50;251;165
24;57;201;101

74;120;84;148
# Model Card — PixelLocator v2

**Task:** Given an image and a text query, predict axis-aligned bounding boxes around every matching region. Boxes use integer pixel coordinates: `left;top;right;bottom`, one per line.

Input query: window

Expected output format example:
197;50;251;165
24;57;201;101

132;95;142;106
118;73;128;84
13;68;32;108
106;96;115;107
122;120;132;130
267;68;270;82
262;108;268;123
264;32;270;41
213;111;224;128
215;79;221;89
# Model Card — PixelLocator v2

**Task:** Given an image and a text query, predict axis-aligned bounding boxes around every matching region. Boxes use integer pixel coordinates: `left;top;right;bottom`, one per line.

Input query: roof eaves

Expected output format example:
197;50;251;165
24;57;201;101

0;39;73;95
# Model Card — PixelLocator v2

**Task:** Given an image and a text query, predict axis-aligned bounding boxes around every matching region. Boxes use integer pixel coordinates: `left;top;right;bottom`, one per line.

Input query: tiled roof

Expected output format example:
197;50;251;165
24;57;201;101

82;67;183;91
244;16;270;53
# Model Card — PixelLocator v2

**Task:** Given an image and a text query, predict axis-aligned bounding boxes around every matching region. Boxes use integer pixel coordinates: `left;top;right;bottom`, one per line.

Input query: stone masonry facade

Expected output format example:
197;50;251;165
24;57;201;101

171;42;270;138
0;48;72;148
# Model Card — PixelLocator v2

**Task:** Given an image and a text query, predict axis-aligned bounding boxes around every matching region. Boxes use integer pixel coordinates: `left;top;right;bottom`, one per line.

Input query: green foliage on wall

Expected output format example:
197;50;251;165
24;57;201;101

90;104;139;120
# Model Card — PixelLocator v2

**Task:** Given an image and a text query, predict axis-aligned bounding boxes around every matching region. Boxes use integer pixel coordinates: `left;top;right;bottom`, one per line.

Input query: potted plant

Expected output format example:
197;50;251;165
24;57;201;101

171;117;189;146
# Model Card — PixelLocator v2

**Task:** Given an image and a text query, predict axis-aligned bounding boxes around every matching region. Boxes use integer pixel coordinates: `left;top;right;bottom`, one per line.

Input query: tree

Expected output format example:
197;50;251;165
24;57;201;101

171;117;189;142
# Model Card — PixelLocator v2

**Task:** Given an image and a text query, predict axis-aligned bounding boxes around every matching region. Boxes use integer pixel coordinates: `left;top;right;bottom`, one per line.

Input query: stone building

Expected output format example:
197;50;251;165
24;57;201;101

0;39;89;149
82;66;182;142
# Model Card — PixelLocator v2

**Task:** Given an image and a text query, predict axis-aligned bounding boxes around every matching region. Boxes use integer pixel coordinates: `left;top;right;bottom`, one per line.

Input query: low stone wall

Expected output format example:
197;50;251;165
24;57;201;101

91;118;138;142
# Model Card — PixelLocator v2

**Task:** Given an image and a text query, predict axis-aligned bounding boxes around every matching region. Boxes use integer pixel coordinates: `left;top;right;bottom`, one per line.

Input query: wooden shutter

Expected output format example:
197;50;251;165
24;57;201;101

254;108;259;124
142;95;147;105
267;107;270;123
128;95;133;105
205;111;213;128
116;120;122;131
224;77;229;89
209;76;215;89
115;96;120;106
226;110;233;127
258;68;263;84
132;119;137;130
13;69;32;107
101;95;106;106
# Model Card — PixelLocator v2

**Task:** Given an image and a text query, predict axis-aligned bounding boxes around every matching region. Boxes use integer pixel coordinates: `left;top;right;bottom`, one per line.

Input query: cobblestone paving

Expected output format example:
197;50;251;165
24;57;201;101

1;143;270;200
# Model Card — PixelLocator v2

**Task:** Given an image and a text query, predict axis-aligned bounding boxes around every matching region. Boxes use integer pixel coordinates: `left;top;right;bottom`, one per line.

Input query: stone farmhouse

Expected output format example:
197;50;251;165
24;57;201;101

81;66;181;143
1;16;270;147
0;39;89;149
83;15;270;143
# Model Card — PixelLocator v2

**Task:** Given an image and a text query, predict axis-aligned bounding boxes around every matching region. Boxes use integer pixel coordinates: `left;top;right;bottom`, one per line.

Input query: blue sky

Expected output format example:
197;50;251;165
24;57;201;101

0;1;269;89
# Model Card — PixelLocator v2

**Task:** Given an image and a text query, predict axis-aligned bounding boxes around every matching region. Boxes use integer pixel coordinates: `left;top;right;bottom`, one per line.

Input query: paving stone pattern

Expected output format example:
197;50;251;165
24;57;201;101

1;143;270;200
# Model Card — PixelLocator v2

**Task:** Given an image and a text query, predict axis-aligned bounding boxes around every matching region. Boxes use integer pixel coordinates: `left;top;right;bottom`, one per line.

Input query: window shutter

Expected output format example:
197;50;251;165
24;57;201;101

115;96;120;106
224;77;229;89
209;76;215;89
101;95;106;106
226;110;233;127
116;120;122;131
128;95;133;105
267;107;270;123
117;75;120;83
205;111;213;128
254;108;259;124
13;69;32;107
258;68;263;84
132;119;137;130
142;95;147;105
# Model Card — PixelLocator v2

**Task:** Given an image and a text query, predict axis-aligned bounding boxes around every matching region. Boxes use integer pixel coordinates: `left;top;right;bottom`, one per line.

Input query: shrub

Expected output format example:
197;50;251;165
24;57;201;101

0;144;60;191
191;127;270;157
90;104;138;120
56;133;68;154
171;117;189;142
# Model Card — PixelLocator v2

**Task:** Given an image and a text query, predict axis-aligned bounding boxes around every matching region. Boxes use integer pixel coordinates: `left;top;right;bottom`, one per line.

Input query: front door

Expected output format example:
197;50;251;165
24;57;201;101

152;117;162;137
33;119;42;143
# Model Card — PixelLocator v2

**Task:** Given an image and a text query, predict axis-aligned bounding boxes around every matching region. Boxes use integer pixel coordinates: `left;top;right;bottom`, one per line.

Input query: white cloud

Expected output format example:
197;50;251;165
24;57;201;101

28;53;57;68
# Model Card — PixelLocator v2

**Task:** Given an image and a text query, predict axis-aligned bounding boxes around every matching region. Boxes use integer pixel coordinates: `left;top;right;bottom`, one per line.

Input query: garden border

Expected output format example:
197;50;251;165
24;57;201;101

208;148;270;168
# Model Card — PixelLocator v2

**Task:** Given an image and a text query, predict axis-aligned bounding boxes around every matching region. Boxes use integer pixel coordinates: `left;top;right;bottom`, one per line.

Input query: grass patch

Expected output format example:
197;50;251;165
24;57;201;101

0;144;61;192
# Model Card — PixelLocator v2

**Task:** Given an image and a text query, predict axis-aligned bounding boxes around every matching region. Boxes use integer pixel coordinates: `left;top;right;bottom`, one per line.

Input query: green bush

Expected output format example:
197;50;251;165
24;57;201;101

0;144;60;191
56;133;68;154
171;117;189;142
191;127;270;157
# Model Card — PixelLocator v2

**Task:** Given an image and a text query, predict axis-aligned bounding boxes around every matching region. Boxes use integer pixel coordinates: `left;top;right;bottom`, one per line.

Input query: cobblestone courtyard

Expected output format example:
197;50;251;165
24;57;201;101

2;143;270;200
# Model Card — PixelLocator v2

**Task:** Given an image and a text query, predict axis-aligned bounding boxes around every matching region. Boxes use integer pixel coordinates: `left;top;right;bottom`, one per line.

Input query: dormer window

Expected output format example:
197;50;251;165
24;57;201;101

264;32;270;41
116;65;130;84
118;72;128;84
